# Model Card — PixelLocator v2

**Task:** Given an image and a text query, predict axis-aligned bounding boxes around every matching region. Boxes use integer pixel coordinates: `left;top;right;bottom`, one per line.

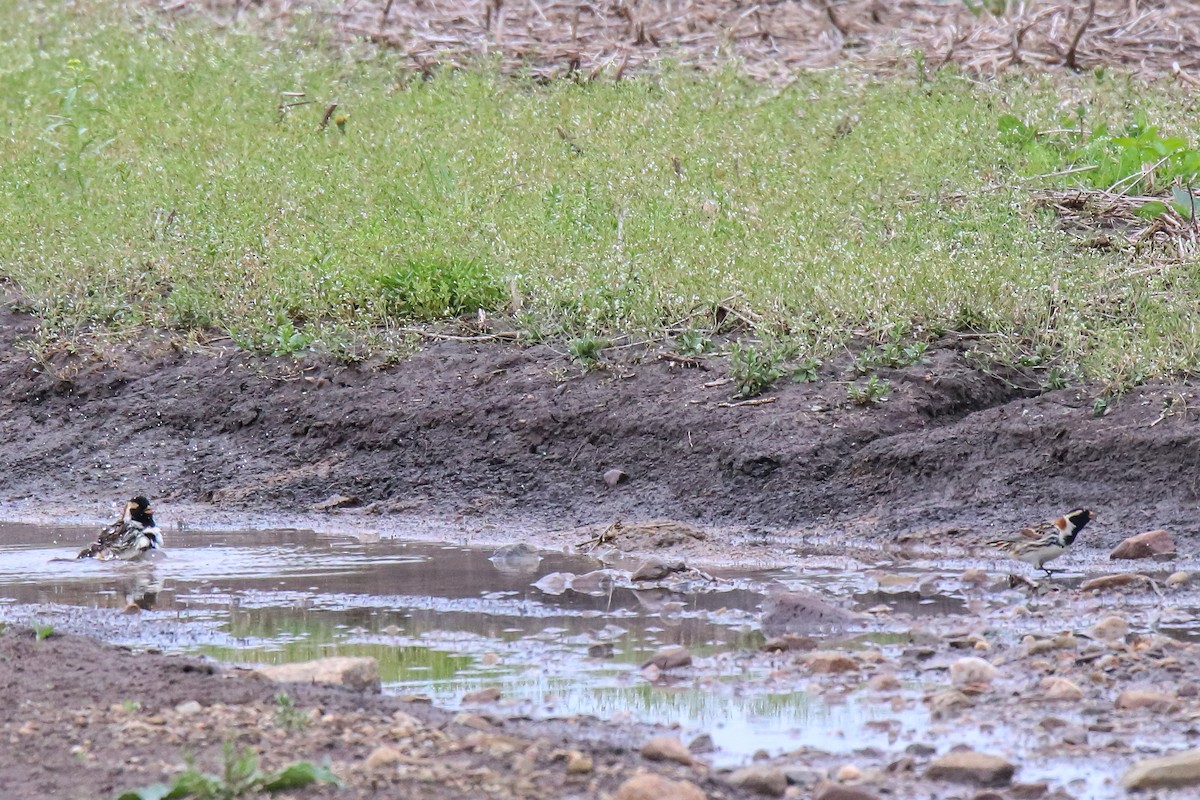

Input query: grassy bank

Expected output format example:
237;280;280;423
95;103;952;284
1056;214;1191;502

2;0;1199;387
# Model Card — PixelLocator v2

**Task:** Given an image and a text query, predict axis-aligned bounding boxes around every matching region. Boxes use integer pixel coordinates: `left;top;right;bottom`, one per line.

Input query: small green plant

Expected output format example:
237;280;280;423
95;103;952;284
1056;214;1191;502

1092;396;1110;417
1041;367;1069;391
847;374;891;405
790;357;822;383
728;342;783;399
33;622;54;641
120;699;142;713
1001;111;1200;195
273;692;308;733
567;335;605;366
855;340;928;373
114;742;339;800
674;328;711;357
378;257;505;320
270;319;312;357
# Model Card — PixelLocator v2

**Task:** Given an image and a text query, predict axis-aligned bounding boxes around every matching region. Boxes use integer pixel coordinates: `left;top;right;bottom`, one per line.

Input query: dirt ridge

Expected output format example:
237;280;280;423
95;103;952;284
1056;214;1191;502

2;305;1198;545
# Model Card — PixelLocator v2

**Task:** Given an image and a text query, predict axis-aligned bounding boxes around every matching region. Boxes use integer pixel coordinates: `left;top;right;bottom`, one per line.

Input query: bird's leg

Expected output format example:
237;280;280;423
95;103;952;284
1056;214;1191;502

1041;567;1062;578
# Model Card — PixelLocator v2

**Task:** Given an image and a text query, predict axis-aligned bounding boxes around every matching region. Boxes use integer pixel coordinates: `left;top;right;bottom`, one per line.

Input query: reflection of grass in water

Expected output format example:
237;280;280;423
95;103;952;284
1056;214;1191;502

198;641;479;684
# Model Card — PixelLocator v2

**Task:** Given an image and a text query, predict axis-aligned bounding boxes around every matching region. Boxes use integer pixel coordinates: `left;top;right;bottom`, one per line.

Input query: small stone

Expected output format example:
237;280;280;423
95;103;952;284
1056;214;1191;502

462;686;502;704
1109;529;1175;560
1167;571;1192;588
631;558;686;582
1039;677;1084;701
926;750;1015;787
927;690;973;712
566;752;593;774
834;764;862;782
1089;615;1128;641
641;646;692;671
174;701;202;717
603;468;630;488
760;591;861;636
588;642;615;659
640;736;693;765
311;494;360;511
802;652;859;674
122;603;141;615
615;774;707;800
688;733;715;753
760;635;818;653
1009;782;1049;799
868;674;901;691
971;793;1005;800
813;782;879;800
254;656;380;693
570;570;616;595
1062;726;1088;746
950;657;996;688
1122;748;1200;789
782;767;824;787
365;745;402;771
726;765;788;797
1116;689;1175;710
960;568;989;586
1081;574;1153;592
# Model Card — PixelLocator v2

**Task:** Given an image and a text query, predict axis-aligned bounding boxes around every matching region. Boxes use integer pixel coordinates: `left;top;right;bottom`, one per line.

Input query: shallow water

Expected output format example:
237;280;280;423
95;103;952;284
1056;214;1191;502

0;521;1195;793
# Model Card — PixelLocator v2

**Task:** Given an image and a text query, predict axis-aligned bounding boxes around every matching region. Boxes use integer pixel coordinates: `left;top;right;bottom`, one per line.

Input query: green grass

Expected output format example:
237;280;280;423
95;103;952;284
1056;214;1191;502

3;0;1200;386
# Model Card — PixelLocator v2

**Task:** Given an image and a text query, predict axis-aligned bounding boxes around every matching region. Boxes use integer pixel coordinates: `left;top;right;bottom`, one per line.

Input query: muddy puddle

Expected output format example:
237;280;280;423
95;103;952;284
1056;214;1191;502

2;522;1199;797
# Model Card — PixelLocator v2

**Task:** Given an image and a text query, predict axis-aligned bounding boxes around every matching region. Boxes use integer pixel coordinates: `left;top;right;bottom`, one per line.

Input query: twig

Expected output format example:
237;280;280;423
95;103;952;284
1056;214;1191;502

319;103;338;131
1064;0;1097;71
1172;62;1200;89
716;396;778;408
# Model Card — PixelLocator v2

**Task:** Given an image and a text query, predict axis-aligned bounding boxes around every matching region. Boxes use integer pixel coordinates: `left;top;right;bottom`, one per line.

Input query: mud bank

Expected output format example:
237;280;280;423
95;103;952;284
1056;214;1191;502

2;304;1198;556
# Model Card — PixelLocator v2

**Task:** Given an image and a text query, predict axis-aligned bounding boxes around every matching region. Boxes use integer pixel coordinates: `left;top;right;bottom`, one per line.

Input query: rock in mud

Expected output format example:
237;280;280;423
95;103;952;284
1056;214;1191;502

1089;615;1129;641
462;686;502;704
365;745;403;770
565;751;593;774
1123;749;1200;790
1109;529;1175;560
174;700;202;717
1116;689;1175;710
254;656;380;693
571;569;616;595
760;634;818;653
925;750;1015;787
640;736;694;765
311;493;360;511
959;568;989;586
949;657;996;689
489;543;543;576
1167;570;1192;587
725;765;787;797
801;651;859;674
631;557;686;582
533;572;572;594
641;645;692;671
1039;677;1084;701
813;782;880;800
1009;782;1049;799
688;733;714;753
1080;574;1154;592
760;590;860;636
603;468;630;488
615;773;707;800
868;673;901;691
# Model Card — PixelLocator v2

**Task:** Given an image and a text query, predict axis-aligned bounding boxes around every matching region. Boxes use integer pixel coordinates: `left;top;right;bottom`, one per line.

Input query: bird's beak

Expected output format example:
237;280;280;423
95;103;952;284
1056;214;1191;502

123;501;134;519
145;506;154;515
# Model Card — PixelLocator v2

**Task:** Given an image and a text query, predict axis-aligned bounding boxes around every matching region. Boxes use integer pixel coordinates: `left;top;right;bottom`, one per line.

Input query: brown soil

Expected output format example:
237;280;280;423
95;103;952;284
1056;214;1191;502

0;625;737;800
183;0;1200;81
2;302;1198;554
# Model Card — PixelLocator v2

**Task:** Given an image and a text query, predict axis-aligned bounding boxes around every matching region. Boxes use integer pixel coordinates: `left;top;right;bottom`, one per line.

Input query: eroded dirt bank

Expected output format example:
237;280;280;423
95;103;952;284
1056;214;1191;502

2;303;1198;554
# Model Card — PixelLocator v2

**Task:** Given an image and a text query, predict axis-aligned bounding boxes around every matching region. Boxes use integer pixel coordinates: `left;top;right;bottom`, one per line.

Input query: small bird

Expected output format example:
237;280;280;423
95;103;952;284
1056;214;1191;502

77;496;163;561
985;508;1095;578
